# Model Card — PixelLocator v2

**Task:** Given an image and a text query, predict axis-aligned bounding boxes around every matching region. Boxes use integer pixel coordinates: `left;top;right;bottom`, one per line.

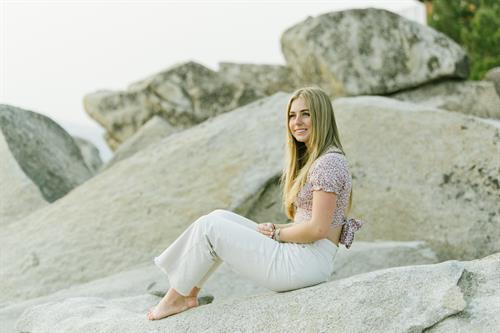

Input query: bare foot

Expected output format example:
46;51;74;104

189;287;200;298
146;295;198;321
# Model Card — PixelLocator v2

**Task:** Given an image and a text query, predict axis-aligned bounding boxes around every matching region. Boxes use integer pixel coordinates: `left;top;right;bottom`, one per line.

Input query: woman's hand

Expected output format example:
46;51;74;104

256;223;275;238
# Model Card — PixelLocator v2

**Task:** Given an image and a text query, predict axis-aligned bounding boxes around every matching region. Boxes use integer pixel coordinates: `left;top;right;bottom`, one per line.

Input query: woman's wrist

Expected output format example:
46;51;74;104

271;228;282;242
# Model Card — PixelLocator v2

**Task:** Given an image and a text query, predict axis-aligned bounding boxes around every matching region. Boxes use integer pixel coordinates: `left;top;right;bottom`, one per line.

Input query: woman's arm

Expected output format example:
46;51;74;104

274;222;295;229
256;221;295;238
276;220;319;243
259;220;324;244
279;190;338;244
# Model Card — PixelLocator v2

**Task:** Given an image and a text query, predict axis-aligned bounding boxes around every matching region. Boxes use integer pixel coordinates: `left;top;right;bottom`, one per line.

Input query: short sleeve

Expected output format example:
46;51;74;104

309;153;347;195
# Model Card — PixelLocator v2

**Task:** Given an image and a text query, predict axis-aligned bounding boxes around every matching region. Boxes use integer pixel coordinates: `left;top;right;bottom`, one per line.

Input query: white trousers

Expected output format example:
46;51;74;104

153;209;338;296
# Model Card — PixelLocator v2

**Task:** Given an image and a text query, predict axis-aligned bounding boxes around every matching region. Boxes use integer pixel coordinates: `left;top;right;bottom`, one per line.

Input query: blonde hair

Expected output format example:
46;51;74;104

280;87;353;220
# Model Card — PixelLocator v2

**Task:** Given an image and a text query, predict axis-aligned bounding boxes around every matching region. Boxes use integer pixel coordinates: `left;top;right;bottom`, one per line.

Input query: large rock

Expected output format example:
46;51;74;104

281;8;468;97
0;104;92;204
0;131;47;225
425;253;500;332
391;80;500;119
104;116;178;169
331;240;438;280
73;136;103;173
84;61;265;150
246;176;289;225
2;94;498;309
0;93;289;305
218;62;300;95
84;89;153;151
0;263;267;333
332;96;499;261
0;239;437;332
16;253;499;333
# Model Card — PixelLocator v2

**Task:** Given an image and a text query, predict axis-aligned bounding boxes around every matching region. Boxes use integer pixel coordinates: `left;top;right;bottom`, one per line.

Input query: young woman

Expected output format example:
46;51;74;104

147;86;364;321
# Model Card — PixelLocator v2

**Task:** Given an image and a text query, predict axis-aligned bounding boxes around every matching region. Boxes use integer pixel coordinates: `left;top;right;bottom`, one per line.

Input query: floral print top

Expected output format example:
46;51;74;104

293;146;365;249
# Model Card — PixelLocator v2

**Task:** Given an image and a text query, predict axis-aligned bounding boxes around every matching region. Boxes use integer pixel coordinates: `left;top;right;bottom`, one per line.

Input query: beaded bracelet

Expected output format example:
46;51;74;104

273;228;281;242
271;224;281;242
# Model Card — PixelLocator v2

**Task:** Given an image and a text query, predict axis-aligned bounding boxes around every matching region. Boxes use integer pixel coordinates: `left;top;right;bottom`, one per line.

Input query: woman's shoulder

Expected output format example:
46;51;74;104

314;146;347;166
308;146;348;177
324;146;345;155
308;146;350;191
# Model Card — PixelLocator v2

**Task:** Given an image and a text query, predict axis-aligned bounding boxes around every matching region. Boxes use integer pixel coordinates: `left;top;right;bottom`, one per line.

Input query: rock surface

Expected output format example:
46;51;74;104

0;240;437;332
73;136;103;173
0;104;92;203
331;240;438;280
246;176;290;225
104;115;178;169
84;88;153;151
484;66;500;96
0;131;47;225
0;93;289;305
17;253;499;333
281;8;468;96
0;263;266;333
2;95;498;325
426;253;500;332
84;61;265;149
391;80;500;119
331;96;499;261
218;62;300;95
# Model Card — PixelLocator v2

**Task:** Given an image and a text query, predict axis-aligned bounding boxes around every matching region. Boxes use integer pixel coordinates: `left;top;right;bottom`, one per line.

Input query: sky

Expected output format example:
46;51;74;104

1;0;425;162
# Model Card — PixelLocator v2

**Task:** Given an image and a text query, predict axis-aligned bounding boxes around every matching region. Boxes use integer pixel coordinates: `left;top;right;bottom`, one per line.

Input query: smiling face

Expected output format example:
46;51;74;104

288;96;312;148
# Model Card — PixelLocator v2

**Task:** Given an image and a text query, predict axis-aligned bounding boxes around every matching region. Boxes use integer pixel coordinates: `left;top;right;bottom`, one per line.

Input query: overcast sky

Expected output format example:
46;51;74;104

1;0;425;161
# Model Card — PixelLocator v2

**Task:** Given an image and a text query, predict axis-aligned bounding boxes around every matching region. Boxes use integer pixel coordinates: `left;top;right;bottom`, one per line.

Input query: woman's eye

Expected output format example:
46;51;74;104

303;113;310;116
289;114;295;118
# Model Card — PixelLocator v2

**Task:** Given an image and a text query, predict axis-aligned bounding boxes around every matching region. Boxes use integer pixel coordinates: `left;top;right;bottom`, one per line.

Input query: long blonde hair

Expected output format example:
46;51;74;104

280;87;353;220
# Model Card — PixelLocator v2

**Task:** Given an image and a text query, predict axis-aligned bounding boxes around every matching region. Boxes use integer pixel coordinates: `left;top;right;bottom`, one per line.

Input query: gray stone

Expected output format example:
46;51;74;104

83;89;155;151
0;104;92;203
104;115;178;169
426;253;500;332
3;95;499;323
0;239;438;332
331;240;438;280
331;96;500;261
391;80;500;119
84;61;266;149
477;117;500;129
245;176;289;226
0;131;47;225
484;66;500;96
17;253;499;333
281;8;468;96
73;136;103;173
218;62;300;95
0;263;266;333
0;93;289;305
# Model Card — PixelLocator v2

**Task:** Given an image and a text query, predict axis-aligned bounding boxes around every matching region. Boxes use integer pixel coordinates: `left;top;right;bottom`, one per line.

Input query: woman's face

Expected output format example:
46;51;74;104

288;96;312;146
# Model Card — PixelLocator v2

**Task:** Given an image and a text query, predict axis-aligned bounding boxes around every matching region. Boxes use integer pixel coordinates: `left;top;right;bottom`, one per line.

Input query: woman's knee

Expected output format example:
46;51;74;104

197;209;227;225
210;209;230;217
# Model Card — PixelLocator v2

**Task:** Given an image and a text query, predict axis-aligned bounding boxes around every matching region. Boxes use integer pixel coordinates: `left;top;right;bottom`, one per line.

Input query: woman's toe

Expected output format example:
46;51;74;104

146;308;155;320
